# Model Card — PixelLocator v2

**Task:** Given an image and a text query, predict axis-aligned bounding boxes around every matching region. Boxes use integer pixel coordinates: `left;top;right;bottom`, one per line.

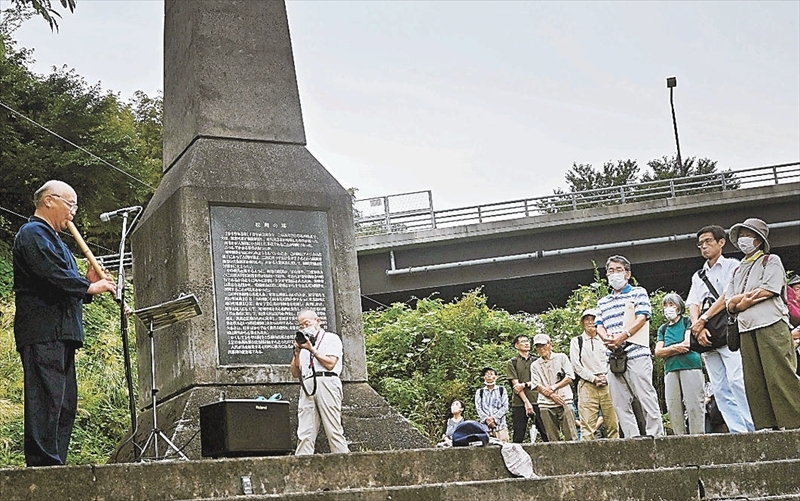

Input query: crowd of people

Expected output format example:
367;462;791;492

442;220;800;444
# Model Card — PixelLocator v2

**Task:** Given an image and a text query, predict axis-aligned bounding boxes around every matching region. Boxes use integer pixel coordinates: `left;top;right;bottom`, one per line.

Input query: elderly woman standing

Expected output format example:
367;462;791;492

726;218;800;430
655;293;705;435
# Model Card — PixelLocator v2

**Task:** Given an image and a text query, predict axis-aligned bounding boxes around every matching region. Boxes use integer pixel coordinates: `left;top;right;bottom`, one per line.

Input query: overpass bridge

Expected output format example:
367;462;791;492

354;163;800;313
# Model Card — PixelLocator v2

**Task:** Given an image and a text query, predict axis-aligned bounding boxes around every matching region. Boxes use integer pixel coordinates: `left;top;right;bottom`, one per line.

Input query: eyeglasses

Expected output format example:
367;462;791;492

696;238;718;248
50;194;78;214
606;267;626;274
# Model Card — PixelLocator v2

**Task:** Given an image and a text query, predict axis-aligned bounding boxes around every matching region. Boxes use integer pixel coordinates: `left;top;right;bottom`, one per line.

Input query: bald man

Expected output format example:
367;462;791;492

290;309;349;455
13;180;116;466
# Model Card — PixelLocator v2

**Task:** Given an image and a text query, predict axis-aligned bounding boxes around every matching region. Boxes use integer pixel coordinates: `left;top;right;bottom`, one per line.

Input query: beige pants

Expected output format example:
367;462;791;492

295;375;349;455
489;427;509;442
577;379;619;440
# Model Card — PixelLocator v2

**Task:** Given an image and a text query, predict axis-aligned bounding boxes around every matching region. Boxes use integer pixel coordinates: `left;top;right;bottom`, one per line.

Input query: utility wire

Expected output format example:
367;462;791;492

0;203;117;255
361;294;390;309
0;204;27;223
0;99;157;190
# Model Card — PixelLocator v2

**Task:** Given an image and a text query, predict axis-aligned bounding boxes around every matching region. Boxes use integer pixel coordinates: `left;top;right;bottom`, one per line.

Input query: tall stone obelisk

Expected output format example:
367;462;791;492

126;0;428;459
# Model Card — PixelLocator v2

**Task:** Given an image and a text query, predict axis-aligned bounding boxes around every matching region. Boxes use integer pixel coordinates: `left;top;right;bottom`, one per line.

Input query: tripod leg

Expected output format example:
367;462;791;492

139;431;156;461
139;323;188;461
157;430;189;460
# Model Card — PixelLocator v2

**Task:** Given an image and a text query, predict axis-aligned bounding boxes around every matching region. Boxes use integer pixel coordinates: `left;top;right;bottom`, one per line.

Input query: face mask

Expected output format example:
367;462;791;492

607;272;627;290
301;325;318;341
737;236;758;255
663;307;678;321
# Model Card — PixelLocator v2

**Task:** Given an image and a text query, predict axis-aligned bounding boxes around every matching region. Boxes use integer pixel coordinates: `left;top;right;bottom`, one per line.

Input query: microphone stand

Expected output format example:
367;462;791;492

115;212;140;458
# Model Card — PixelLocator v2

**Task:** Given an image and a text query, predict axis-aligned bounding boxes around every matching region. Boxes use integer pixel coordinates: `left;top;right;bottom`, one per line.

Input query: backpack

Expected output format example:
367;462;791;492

570;336;584;391
452;420;490;447
478;386;506;401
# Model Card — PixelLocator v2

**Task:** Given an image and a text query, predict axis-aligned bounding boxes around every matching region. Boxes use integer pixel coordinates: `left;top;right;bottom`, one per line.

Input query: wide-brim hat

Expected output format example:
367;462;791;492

729;218;770;253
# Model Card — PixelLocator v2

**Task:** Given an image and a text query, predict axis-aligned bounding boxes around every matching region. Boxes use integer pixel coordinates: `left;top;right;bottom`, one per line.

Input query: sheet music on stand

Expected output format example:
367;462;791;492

134;293;202;331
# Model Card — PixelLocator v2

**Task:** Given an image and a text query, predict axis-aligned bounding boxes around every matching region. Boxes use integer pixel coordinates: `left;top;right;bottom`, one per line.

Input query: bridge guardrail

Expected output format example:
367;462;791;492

354;162;800;236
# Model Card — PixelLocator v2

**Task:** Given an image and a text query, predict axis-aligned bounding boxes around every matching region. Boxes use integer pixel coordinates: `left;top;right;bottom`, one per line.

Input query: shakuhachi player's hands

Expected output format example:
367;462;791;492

86;265;116;296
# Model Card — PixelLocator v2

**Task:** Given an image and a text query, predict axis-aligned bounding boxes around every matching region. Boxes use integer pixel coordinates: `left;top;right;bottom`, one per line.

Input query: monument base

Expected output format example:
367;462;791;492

112;382;431;462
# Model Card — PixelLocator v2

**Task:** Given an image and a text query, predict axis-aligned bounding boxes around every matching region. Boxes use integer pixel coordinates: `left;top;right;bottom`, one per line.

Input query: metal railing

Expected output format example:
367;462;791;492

354;190;436;236
354;162;799;236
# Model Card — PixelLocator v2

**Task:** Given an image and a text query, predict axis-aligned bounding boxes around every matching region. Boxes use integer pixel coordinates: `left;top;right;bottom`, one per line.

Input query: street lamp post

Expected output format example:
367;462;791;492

666;76;682;170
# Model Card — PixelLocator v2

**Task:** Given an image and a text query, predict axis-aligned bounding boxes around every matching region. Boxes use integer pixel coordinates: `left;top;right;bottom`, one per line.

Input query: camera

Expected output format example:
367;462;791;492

295;331;309;345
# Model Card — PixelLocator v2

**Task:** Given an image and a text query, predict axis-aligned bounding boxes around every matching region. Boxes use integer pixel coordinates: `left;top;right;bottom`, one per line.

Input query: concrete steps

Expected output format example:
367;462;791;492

180;460;800;501
2;429;798;501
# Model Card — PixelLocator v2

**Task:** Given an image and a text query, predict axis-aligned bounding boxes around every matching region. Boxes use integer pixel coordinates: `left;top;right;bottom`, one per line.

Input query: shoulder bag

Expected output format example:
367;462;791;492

689;269;729;353
727;254;770;352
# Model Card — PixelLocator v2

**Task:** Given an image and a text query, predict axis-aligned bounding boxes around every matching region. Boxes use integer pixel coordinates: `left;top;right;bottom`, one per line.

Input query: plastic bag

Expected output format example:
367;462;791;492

500;442;537;479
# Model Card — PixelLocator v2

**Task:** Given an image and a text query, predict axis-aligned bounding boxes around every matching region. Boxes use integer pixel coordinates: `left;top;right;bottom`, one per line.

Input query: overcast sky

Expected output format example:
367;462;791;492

6;0;800;210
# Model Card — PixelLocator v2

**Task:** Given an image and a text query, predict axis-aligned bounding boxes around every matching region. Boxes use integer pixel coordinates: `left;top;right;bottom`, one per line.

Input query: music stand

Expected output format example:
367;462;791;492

133;293;202;461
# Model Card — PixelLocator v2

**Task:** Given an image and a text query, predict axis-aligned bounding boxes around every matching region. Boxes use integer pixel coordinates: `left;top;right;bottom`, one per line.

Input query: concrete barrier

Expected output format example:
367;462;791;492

2;429;798;501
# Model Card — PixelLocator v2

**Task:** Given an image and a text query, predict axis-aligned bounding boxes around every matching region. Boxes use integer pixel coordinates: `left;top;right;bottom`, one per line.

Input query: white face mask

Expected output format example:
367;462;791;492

607;272;628;290
301;325;318;339
663;306;678;321
737;236;758;255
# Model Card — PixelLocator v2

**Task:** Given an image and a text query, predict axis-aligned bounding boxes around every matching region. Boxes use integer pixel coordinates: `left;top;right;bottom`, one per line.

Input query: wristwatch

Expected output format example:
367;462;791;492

700;313;709;322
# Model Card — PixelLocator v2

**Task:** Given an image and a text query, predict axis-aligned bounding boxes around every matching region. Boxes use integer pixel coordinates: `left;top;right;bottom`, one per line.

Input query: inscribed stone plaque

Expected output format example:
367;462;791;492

210;206;336;365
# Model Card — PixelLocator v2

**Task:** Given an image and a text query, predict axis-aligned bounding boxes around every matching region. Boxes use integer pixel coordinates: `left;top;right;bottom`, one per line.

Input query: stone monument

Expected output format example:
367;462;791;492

125;0;428;460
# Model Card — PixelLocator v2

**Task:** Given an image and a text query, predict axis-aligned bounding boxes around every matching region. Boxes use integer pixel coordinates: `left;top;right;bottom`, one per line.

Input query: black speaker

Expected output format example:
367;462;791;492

200;399;292;457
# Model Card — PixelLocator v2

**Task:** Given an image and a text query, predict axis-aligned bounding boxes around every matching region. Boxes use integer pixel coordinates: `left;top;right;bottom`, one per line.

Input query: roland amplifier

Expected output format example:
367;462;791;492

200;399;292;457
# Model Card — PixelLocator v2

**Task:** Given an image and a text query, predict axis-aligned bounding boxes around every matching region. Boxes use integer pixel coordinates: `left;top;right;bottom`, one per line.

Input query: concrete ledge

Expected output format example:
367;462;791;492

183;460;800;501
2;430;798;501
186;468;700;500
113;382;430;461
530;430;800;476
700;459;800;500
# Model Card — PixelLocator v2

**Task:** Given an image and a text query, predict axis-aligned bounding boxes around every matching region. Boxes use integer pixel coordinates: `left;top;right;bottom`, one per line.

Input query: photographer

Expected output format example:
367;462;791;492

289;310;349;455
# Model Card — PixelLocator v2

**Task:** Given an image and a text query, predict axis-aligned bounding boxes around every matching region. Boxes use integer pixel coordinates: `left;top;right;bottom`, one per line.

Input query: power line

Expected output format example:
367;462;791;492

0;203;116;255
0;204;28;223
361;294;390;309
0;99;157;190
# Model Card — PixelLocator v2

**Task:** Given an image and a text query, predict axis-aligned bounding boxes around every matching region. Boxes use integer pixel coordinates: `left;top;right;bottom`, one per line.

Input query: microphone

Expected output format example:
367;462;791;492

100;206;142;222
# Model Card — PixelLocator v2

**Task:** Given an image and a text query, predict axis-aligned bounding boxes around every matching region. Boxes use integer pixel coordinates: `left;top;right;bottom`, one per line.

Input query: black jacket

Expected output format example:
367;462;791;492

13;216;91;349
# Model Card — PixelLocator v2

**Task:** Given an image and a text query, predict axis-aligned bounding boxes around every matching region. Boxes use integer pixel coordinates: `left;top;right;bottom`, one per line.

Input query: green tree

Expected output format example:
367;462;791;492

9;0;76;32
640;155;740;197
541;155;737;213
565;159;640;192
0;35;162;251
537;160;640;213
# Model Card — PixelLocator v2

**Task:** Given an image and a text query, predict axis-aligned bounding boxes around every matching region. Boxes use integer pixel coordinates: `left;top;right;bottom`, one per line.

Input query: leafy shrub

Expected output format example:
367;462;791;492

364;290;536;440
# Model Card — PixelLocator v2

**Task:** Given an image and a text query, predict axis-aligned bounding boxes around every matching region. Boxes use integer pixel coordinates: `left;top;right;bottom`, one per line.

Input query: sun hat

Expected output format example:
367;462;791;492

533;333;551;345
581;308;600;320
729;218;770;253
